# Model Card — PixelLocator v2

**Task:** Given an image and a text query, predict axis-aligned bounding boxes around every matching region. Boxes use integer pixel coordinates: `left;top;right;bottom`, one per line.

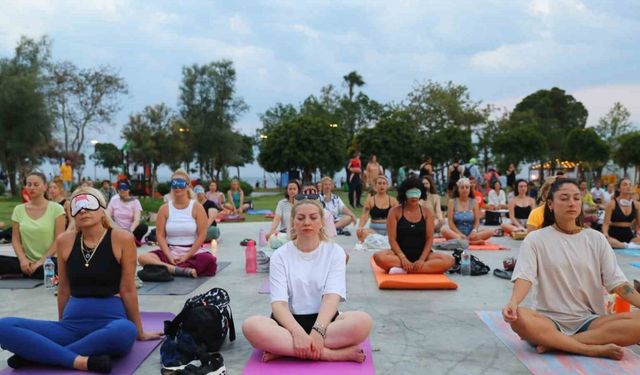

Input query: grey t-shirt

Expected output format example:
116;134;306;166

512;226;627;335
275;199;292;231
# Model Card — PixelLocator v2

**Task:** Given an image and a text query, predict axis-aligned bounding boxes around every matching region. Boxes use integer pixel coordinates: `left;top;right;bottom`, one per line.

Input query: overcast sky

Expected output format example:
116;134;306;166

2;0;639;180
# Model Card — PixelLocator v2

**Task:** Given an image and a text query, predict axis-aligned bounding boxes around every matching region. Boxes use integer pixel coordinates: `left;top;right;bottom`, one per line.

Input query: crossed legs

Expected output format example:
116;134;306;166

372;250;454;274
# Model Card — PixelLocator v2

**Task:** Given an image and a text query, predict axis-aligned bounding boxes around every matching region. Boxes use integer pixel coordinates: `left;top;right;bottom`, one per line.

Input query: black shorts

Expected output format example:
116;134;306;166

609;226;634;243
271;312;340;334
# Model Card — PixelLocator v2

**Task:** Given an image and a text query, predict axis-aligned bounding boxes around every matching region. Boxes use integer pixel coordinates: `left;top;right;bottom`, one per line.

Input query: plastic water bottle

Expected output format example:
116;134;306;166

245;240;257;273
258;229;267;248
461;248;471;276
44;257;56;291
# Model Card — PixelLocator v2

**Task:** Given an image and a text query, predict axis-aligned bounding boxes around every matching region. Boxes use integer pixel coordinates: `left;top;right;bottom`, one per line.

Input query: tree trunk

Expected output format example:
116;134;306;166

236;166;240;179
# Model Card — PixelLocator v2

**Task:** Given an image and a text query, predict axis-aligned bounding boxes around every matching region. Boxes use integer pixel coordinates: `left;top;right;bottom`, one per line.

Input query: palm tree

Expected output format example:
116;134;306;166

343;71;365;101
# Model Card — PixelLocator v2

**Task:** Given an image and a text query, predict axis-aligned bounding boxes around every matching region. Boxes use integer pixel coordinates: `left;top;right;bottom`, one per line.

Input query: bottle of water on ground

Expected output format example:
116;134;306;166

245;240;257;273
461;248;471;276
43;257;56;291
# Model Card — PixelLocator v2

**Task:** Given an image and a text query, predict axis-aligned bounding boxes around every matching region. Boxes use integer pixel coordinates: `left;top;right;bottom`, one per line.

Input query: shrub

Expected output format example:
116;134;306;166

156;182;170;196
0;182;5;195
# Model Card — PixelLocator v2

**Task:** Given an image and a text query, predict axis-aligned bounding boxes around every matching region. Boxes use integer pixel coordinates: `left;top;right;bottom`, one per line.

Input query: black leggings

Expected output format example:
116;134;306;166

132;224;149;242
271;312;339;334
608;226;634;243
348;175;362;207
0;255;58;279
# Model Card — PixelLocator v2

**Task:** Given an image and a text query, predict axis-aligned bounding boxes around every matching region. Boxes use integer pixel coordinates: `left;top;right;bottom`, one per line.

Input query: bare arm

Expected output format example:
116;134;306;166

447;200;462;235
39;215;65;263
602;200;615;238
186;203;207;257
508;200;521;229
268;215;283;238
387;207;405;258
419;208;434;261
315;294;341;328
358;198;371;229
155;205;172;259
272;301;306;335
11;222;28;264
206;208;217;227
130;209;141;233
613;282;640;308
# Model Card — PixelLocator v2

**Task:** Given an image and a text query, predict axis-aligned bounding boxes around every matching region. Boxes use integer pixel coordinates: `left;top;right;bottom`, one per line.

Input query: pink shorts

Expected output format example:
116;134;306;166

150;249;217;277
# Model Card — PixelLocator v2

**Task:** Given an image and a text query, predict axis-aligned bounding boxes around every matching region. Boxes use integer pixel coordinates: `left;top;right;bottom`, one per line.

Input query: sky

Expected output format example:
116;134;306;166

1;0;640;182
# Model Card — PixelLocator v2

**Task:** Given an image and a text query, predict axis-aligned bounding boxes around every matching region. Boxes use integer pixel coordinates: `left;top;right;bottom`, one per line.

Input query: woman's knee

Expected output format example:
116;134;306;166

242;316;271;345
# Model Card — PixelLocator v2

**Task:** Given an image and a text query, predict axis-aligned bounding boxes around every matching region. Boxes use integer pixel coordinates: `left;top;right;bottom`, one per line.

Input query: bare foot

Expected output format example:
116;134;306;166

590;344;624;360
536;345;551;354
323;345;366;363
262;352;282;362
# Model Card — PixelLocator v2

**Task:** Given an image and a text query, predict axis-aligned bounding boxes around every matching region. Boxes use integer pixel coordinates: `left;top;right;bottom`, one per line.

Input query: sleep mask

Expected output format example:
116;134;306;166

171;178;189;189
406;188;422;199
71;193;105;217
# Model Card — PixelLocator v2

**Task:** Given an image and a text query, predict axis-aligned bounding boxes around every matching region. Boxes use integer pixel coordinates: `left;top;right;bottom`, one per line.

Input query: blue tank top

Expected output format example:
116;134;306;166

453;198;475;236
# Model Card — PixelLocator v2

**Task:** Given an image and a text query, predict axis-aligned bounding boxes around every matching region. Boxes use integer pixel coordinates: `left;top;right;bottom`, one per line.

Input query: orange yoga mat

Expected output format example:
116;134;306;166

432;237;508;250
369;257;458;290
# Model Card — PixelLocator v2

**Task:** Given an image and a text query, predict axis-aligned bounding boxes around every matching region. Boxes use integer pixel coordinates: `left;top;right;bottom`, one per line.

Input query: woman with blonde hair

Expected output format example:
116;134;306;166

0;186;161;372
357;175;398;237
138;169;216;278
243;199;372;363
48;176;73;230
225;178;251;214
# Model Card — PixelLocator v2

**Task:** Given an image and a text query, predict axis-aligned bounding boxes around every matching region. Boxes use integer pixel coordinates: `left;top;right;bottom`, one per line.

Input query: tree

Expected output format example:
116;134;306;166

92;142;122;175
228;133;255;178
511;87;588;169
48;61;128;181
179;60;249;179
258;116;347;183
613;131;640;178
565;128;610;179
343;71;364;101
0;36;53;195
595;102;633;150
492;111;548;170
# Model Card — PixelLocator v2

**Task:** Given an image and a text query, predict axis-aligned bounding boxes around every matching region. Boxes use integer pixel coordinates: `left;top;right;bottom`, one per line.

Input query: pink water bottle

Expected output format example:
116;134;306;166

245;240;257;273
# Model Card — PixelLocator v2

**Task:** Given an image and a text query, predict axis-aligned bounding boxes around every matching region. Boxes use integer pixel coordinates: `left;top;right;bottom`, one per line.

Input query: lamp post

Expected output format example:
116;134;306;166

90;139;99;180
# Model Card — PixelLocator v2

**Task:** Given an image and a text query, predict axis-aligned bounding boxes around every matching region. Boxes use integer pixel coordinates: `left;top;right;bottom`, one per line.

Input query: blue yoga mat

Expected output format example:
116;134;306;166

246;209;274;215
615;249;640;257
630;262;640;268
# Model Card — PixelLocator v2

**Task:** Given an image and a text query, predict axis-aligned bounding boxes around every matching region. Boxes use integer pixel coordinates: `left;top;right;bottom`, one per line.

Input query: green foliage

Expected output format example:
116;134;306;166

0;182;5;195
565;128;610;168
595;102;633;150
425;125;474;166
492;111;547;167
156;182;170;196
613;131;640;170
92;142;122;174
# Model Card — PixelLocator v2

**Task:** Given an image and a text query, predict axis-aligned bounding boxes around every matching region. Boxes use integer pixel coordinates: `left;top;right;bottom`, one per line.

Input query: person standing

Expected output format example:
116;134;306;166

506;164;517;191
347;152;363;208
364;155;382;193
60;160;73;193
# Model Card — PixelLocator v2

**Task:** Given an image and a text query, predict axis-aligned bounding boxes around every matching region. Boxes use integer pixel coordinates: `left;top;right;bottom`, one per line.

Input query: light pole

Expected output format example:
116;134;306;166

90;140;99;180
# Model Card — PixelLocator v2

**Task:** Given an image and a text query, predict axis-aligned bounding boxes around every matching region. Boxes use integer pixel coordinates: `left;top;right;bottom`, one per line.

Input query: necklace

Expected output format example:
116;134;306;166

553;224;582;235
80;229;108;267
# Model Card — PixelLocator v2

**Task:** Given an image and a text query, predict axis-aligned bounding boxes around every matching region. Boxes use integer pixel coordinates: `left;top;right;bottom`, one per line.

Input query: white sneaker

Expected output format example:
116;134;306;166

626;242;640;249
389;267;407;274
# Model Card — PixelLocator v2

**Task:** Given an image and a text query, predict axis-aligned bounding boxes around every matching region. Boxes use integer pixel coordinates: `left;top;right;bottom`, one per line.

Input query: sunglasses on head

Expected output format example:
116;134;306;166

70;193;105;217
294;193;320;201
171;179;188;189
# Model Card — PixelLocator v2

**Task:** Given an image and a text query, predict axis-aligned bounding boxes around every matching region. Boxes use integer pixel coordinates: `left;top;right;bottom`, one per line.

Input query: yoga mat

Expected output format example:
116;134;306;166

137;261;230;295
615;249;640;257
246;209;274;215
477;310;640;375
258;279;270;294
242;338;374;375
0;278;43;289
630;262;640;268
0;311;174;375
369;257;457;290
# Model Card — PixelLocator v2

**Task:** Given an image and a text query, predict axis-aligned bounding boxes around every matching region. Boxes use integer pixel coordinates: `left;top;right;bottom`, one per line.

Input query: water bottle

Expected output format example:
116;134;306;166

258;229;267;248
43;257;56;291
461;248;471;276
245;240;257;273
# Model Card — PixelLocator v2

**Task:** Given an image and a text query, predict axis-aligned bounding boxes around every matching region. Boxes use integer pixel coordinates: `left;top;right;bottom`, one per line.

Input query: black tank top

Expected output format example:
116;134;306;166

396;206;426;262
611;199;637;223
67;229;122;297
514;205;532;220
450;167;461;184
370;196;391;220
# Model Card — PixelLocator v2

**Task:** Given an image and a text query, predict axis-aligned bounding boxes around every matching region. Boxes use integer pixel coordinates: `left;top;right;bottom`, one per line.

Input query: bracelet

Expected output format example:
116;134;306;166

312;322;326;339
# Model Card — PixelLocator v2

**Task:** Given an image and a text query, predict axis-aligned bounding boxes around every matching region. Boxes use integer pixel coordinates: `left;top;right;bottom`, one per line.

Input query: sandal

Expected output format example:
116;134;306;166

173;266;196;278
493;269;513;280
503;257;516;271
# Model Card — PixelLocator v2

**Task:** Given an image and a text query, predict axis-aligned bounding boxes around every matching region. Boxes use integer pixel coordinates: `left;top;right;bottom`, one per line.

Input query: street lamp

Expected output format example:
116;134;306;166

90;140;99;180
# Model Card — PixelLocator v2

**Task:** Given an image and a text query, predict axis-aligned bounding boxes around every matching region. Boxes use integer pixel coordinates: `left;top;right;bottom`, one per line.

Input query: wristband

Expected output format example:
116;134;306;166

312;322;326;339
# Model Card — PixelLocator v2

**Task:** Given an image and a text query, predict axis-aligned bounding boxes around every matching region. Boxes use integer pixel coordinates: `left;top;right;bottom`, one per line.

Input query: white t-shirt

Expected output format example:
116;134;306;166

321;194;346;221
591;187;605;201
274;199;292;231
488;190;506;206
270;241;346;315
512;226;627;335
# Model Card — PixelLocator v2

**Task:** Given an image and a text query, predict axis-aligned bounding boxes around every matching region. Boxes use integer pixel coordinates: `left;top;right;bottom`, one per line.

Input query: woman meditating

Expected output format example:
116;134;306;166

194;185;221;242
0;187;162;373
106;180;148;246
242;200;372;363
320;177;357;236
441;178;494;245
225;178;251;214
138;169;216;278
602;178;640;249
0;172;65;278
206;181;225;209
486;179;508;210
48;176;73;229
266;180;300;239
503;179;640;360
420;175;444;233
372;177;454;274
357;176;398;237
501;179;536;235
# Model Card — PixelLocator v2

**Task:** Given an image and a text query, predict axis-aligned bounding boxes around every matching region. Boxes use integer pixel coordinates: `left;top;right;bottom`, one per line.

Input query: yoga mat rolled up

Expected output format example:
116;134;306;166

477;310;640;375
242;339;374;375
0;311;174;375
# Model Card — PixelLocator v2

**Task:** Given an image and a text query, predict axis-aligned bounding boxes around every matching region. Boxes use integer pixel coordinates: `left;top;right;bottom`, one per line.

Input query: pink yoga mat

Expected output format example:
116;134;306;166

242;339;374;375
258;279;270;294
0;311;174;375
477;310;640;375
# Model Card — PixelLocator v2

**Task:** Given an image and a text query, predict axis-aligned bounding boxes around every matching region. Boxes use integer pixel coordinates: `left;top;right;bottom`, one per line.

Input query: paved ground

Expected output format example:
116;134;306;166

1;222;639;374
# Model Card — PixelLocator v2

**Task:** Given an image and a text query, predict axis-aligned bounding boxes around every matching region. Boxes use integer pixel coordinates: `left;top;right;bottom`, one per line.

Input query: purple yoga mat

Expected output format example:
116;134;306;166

242;339;374;375
258;279;270;294
477;310;640;375
0;311;174;375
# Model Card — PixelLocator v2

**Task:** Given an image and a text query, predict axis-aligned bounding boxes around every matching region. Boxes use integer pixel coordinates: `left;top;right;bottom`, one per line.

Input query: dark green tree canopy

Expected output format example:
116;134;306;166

92;142;123;174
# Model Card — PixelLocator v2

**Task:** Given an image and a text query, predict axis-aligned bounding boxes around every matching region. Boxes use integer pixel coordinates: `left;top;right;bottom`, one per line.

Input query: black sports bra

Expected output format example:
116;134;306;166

370;196;391;221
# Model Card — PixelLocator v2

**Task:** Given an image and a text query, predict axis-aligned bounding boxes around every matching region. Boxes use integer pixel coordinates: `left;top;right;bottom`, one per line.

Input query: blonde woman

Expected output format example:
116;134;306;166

419;175;444;232
225;179;251;214
0;187;161;372
48;176;73;230
138;169;216;278
243;200;372;363
357;175;398;237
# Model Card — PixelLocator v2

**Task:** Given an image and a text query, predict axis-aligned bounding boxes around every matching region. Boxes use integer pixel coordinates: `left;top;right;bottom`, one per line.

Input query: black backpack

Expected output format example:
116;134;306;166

164;288;236;353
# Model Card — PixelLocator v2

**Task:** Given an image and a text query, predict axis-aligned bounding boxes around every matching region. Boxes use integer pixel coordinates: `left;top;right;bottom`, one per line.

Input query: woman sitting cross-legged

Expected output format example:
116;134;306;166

0;187;162;373
137;169;216;278
243;199;372;363
503;178;640;360
441;178;494;245
372;177;455;274
266;180;301;239
501;179;536;235
601;178;640;249
356;175;398;238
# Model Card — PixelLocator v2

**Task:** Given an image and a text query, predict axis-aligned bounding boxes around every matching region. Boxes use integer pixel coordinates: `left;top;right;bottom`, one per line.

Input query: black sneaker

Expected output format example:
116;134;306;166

180;353;225;375
161;360;201;375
